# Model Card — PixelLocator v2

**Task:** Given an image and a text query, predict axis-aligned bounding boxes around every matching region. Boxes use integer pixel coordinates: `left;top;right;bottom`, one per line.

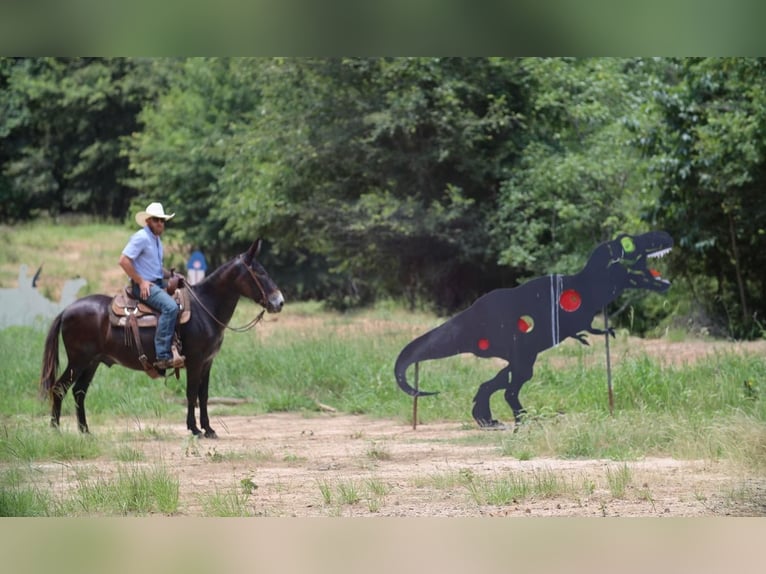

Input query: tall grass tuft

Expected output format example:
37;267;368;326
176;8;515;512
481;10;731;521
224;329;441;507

0;467;60;516
68;465;179;516
0;422;101;462
466;468;571;506
201;486;256;517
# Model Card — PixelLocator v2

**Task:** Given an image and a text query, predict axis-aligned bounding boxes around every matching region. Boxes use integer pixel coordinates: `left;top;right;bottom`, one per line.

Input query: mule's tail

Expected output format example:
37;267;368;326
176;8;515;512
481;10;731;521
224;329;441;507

394;318;468;397
39;311;63;400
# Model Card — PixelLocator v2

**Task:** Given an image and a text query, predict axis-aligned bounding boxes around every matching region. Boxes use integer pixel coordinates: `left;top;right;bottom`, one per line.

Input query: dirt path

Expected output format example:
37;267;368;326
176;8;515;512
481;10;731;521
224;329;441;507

24;338;766;517
36;411;759;517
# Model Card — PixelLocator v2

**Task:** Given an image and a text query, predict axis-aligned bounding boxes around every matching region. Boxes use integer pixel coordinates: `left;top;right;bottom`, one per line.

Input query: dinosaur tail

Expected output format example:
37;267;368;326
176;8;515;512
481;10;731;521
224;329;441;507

394;318;467;397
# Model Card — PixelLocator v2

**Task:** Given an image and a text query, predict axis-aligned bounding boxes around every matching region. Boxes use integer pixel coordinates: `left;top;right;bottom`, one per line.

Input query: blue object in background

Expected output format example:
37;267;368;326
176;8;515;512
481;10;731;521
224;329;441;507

187;250;208;285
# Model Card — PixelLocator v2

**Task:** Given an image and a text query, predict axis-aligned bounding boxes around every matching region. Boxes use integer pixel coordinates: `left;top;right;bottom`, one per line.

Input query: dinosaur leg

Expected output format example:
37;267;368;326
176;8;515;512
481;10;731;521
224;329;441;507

471;365;511;428
504;362;534;426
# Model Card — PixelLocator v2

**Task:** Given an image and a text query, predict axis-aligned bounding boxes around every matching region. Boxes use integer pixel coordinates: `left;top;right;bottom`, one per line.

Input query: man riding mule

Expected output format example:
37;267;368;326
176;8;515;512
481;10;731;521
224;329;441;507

41;236;285;437
119;202;185;372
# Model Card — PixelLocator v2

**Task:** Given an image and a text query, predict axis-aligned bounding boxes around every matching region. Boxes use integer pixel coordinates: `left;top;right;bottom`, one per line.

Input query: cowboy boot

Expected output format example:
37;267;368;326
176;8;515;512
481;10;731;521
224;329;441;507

170;344;185;369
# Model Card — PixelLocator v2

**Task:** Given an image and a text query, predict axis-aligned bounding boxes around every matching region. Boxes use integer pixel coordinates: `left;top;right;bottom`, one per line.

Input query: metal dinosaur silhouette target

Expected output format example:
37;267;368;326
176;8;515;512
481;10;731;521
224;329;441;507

395;231;674;428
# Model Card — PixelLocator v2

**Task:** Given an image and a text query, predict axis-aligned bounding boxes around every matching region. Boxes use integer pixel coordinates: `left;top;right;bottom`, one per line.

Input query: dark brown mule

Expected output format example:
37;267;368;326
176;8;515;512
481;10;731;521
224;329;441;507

40;239;284;437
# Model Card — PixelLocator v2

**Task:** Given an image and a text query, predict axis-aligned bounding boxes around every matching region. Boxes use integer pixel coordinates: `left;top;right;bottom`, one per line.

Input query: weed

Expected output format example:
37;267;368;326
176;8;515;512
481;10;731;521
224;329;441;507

240;477;258;495
365;478;389;513
184;437;200;457
336;480;361;505
637;485;656;512
0;424;101;462
0;467;60;516
205;447;226;463
366;442;392;461
581;477;596;496
606;464;632;498
70;465;179;516
317;479;333;505
202;487;255;517
115;446;144;463
532;469;567;498
365;478;389;497
468;473;529;506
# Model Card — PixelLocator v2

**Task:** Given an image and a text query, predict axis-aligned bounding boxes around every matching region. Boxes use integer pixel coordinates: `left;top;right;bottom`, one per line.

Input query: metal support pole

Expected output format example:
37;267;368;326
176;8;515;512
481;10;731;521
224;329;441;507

412;362;419;430
604;307;614;416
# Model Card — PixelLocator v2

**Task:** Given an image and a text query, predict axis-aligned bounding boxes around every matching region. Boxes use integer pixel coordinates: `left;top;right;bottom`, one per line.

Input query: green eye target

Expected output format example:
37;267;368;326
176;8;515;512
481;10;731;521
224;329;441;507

620;237;635;253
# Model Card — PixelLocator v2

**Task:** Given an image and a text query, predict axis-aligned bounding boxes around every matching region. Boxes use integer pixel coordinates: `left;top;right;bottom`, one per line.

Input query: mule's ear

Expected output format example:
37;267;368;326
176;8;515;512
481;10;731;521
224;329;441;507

246;239;263;261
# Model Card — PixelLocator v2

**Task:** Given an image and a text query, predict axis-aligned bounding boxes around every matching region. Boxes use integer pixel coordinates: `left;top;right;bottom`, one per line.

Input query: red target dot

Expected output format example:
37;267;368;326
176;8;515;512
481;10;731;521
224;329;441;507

477;338;490;351
559;289;582;312
518;315;535;333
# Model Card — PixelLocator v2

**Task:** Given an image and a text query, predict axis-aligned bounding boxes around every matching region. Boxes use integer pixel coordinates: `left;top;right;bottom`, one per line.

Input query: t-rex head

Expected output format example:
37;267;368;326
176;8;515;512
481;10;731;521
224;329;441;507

606;231;674;292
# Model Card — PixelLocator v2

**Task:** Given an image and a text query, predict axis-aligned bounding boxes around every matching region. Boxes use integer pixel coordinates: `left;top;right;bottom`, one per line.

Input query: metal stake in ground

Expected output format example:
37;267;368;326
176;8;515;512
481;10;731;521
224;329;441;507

604;306;614;416
412;362;419;430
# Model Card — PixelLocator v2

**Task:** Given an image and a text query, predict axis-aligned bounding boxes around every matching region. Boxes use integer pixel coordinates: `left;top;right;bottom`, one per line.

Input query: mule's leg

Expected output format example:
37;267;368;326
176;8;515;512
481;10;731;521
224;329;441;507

186;392;201;437
185;370;202;436
471;365;511;428
198;365;217;439
50;365;76;429
72;363;99;434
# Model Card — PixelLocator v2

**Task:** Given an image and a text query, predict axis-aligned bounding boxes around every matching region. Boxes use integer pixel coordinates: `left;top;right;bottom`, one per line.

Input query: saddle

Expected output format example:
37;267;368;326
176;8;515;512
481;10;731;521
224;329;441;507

109;285;191;328
108;279;191;379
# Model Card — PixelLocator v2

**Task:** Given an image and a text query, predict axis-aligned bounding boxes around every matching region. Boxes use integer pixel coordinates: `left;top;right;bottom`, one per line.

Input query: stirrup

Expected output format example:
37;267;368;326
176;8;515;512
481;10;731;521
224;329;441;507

171;346;186;369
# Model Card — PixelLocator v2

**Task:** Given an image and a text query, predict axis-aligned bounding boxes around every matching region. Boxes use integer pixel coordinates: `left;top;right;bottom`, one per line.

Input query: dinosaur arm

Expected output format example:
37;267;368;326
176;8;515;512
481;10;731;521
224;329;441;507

572;332;590;346
587;326;616;338
572;326;616;346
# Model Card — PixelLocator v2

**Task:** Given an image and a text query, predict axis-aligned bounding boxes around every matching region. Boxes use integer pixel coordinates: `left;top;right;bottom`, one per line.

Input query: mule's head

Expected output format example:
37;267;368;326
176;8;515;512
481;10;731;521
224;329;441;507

242;239;285;313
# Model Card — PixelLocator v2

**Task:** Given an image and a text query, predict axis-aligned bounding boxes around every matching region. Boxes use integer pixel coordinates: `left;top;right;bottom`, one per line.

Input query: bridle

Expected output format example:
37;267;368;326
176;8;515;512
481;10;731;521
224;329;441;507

185;255;270;333
239;255;270;305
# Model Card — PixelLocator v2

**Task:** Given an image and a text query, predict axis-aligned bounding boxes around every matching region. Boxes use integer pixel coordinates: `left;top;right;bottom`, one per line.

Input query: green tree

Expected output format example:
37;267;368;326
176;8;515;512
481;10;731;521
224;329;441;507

493;58;658;276
641;58;766;338
0;57;165;222
126;57;264;261
217;57;529;309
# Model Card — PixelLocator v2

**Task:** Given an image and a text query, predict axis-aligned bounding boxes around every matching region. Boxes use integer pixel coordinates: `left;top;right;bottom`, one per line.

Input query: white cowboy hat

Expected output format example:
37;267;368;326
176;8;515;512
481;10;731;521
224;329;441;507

135;202;175;226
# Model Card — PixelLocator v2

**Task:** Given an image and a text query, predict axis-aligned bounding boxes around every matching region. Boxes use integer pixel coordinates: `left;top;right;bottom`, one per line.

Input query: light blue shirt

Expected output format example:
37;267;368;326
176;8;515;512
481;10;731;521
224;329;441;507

122;226;164;282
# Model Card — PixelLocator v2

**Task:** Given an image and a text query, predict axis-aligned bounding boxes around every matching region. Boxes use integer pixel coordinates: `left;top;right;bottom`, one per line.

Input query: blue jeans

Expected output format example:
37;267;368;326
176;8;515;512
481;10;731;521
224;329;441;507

132;282;179;360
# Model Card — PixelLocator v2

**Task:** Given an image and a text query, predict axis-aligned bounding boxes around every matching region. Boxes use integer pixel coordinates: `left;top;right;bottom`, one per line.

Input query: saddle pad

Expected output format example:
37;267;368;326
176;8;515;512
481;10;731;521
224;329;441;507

109;287;191;327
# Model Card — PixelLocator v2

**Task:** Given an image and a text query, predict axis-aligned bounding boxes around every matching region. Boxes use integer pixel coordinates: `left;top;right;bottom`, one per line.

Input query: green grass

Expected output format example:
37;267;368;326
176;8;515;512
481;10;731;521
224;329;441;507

3;295;764;469
463;468;575;506
605;464;632;498
0;463;179;516
0;422;102;461
201;485;257;517
68;465;179;515
3;296;765;468
0;467;60;516
316;477;390;514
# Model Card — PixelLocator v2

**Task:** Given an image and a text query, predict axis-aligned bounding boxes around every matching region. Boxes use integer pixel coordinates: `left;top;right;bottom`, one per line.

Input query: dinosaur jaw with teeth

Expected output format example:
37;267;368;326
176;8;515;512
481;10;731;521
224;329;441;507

648;247;672;286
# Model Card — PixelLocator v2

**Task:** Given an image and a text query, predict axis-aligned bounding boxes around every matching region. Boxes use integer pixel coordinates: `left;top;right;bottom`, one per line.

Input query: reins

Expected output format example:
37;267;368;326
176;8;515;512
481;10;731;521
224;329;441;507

184;256;268;333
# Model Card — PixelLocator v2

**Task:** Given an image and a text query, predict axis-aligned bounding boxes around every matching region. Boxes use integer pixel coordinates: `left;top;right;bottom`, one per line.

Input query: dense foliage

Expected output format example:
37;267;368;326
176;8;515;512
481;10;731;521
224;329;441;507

1;57;765;337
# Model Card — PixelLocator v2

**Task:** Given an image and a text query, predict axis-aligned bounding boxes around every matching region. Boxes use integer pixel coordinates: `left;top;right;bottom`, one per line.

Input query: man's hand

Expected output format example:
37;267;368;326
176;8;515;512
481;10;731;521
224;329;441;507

139;279;152;299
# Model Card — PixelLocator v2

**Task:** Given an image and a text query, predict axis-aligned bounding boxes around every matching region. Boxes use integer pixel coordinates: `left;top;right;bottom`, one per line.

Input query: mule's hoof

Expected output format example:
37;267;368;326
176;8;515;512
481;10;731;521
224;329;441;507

204;430;218;439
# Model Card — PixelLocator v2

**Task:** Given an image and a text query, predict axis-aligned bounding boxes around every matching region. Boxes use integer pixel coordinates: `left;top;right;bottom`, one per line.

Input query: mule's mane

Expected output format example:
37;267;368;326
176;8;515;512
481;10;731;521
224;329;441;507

190;253;245;294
